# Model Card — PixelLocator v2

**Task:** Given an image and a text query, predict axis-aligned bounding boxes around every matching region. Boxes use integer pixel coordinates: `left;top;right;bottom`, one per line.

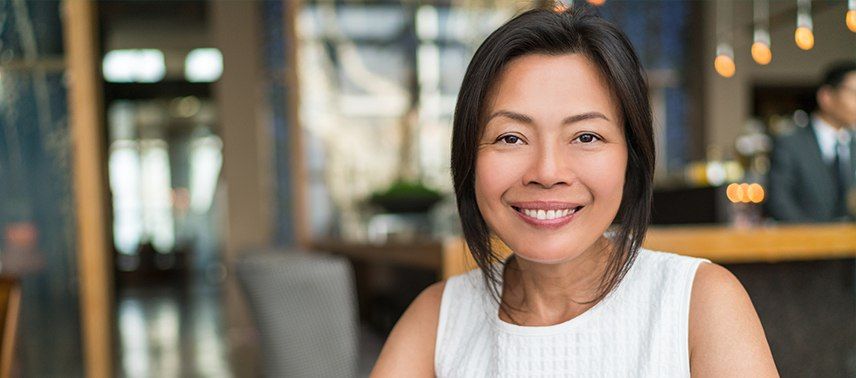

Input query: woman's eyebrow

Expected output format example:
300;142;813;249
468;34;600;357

486;110;533;124
561;112;610;124
486;110;610;125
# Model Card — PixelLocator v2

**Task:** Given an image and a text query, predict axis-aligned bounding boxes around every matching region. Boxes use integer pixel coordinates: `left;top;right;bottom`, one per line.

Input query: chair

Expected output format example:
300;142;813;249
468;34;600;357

0;277;20;378
236;251;358;378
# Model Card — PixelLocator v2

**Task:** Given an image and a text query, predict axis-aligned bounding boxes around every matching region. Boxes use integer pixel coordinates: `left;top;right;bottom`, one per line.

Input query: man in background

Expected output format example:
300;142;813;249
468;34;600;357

768;62;856;222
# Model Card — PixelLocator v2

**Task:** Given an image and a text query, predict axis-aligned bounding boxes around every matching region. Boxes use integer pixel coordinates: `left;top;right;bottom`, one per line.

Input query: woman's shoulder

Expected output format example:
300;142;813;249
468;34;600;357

371;280;446;377
392;279;447;337
687;262;778;375
412;280;447;310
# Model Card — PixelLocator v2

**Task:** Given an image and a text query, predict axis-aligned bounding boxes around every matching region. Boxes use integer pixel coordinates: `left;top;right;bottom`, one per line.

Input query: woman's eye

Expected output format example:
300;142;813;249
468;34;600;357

498;135;522;144
576;133;600;143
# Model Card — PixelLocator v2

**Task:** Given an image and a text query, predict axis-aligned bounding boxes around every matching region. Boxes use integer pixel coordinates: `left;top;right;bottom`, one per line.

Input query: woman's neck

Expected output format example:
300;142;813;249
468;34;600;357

500;237;612;326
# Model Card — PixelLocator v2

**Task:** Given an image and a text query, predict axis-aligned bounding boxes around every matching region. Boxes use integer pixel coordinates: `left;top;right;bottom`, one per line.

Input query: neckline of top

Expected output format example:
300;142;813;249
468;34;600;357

489;249;646;336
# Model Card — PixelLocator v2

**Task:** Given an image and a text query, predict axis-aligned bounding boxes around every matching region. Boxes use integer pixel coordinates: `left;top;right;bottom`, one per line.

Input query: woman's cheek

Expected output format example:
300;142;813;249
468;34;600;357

475;151;520;211
580;150;627;203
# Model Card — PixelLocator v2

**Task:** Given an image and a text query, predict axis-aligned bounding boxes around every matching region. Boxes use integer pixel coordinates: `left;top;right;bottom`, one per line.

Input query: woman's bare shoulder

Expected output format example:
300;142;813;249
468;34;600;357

688;262;778;377
370;281;446;378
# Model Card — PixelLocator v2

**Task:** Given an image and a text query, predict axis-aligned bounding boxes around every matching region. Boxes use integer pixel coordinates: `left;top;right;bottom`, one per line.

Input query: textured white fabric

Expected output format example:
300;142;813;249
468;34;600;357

434;249;708;377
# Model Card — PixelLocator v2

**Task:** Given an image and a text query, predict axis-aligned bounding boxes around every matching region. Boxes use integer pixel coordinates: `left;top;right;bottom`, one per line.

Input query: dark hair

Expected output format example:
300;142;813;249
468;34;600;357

820;61;856;90
451;5;655;308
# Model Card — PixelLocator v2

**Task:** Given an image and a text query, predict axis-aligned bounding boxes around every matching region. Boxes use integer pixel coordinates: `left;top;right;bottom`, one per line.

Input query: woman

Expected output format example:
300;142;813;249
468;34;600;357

372;6;777;377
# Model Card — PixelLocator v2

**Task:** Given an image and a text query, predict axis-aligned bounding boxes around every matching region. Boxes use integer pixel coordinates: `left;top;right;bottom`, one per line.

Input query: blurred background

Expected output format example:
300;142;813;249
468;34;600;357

0;0;854;376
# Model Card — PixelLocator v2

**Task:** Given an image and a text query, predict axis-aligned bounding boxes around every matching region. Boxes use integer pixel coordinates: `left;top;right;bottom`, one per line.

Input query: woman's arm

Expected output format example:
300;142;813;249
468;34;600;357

370;281;446;377
689;263;779;377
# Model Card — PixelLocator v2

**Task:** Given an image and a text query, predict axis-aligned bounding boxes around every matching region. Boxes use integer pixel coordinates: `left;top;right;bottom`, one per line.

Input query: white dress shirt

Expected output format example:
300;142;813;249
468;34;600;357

812;115;852;165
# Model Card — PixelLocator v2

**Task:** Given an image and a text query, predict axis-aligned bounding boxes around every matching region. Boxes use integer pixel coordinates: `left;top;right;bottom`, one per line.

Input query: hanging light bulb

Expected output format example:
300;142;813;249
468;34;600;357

751;38;772;65
715;43;736;78
586;0;606;5
795;0;814;50
847;0;856;32
752;0;772;65
714;1;735;78
795;27;814;49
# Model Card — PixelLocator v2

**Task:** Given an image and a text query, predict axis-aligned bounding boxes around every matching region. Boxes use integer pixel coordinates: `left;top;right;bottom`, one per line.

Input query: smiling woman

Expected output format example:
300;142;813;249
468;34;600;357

372;5;778;377
475;54;627;266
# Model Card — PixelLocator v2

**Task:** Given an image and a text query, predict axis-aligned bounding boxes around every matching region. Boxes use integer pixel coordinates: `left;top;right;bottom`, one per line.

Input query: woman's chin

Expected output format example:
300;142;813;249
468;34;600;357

504;235;609;265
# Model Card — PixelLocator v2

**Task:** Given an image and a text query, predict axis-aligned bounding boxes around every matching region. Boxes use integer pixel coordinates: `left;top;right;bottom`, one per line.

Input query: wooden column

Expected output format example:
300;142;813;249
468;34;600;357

62;1;113;377
212;0;272;262
211;1;270;372
283;0;308;248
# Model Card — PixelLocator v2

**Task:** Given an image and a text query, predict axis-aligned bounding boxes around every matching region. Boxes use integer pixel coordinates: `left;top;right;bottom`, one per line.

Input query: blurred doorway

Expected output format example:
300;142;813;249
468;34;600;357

98;1;233;376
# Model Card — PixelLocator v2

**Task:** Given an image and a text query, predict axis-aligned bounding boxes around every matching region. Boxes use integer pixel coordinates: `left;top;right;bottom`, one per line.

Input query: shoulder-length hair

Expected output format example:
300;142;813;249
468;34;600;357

451;5;655;305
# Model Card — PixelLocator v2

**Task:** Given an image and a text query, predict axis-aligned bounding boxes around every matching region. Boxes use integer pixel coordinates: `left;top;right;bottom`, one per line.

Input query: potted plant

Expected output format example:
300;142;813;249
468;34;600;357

368;180;443;214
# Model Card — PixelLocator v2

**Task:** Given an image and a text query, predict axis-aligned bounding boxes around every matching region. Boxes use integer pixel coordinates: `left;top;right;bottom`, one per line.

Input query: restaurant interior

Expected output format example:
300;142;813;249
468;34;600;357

0;0;854;376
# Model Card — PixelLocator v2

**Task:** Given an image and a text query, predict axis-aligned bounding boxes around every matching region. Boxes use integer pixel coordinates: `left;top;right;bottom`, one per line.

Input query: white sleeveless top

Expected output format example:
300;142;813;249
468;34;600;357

434;249;708;377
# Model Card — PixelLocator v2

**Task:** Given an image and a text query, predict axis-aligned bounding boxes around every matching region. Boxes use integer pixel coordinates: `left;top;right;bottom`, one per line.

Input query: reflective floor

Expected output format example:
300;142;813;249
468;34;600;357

116;278;383;377
117;280;237;378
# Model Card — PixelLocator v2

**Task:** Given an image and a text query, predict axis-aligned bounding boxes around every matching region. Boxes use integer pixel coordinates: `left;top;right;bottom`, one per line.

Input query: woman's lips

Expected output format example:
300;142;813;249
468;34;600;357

510;202;584;229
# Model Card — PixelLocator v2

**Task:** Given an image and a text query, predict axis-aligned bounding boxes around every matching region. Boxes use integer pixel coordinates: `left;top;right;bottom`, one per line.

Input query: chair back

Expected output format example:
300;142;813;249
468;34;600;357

236;251;358;378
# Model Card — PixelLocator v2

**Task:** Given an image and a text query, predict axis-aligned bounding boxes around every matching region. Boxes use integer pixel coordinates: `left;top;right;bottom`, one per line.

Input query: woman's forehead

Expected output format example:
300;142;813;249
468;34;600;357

482;54;621;127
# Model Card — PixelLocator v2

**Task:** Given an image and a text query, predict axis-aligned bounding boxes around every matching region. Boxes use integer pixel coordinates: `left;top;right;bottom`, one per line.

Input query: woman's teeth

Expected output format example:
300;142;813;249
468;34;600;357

521;208;578;220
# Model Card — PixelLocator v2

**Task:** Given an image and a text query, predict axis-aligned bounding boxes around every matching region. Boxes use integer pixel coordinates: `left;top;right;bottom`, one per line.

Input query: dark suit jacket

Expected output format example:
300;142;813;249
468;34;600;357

767;123;856;222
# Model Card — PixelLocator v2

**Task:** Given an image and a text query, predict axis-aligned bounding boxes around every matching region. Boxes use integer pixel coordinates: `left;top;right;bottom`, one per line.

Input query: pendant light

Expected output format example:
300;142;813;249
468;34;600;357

715;0;736;78
752;0;772;65
794;0;814;50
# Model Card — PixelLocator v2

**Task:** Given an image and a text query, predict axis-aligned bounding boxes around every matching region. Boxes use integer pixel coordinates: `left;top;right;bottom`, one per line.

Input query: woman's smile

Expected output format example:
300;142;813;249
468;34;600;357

508;201;585;229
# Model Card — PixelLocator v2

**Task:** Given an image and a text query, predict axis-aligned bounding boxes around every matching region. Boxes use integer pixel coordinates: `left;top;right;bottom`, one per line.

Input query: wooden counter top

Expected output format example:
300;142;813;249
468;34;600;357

643;223;856;263
312;223;856;278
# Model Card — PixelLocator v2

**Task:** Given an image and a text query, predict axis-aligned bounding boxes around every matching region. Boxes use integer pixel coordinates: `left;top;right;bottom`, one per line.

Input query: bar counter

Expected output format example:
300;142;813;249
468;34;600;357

314;223;856;278
644;223;856;263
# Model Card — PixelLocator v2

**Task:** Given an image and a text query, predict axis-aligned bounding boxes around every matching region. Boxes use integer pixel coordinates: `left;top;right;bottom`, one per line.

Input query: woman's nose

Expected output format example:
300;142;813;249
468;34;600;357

522;145;572;189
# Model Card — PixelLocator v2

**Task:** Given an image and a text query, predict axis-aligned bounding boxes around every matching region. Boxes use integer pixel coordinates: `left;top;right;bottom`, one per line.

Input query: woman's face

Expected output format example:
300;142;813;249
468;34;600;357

475;53;627;264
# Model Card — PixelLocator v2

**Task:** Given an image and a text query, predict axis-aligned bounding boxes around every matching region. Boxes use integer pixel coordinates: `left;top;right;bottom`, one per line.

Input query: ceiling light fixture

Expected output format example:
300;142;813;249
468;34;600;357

715;0;736;78
794;0;814;50
752;0;772;65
